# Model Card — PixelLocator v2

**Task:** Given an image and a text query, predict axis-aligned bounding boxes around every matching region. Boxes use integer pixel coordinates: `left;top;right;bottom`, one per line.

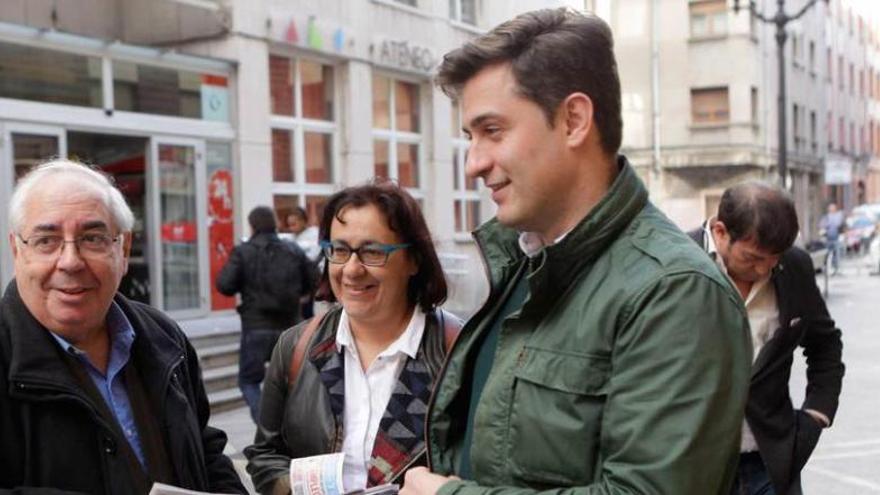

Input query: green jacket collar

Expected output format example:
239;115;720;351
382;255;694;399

474;156;648;298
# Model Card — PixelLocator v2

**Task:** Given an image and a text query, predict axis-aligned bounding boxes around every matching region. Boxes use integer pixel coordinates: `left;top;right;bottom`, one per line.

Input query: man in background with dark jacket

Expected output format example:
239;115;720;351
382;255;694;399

217;206;317;422
1;159;245;494
689;181;844;495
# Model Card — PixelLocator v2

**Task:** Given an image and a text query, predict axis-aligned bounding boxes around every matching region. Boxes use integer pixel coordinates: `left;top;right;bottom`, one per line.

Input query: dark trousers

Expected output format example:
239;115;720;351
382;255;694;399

730;451;776;495
238;329;284;423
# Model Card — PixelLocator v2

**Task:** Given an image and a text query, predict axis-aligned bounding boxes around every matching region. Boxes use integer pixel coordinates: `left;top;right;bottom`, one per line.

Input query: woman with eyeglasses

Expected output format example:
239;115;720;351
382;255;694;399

245;181;461;495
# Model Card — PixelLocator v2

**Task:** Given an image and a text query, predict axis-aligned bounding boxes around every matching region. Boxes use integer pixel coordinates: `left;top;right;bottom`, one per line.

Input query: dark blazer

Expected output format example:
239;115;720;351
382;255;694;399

689;227;845;495
0;281;246;495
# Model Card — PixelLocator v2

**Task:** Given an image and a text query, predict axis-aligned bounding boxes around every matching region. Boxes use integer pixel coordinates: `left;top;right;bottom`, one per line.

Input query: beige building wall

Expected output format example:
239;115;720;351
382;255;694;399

598;0;829;236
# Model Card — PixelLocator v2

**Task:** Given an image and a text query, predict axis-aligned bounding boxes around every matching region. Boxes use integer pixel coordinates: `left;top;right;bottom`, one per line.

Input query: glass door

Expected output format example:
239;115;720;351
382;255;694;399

1;123;66;286
148;137;209;317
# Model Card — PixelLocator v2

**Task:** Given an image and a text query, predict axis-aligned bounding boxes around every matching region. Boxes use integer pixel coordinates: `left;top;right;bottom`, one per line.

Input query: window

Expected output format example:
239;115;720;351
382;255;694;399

689;0;727;38
850;62;855;95
0;41;102;108
839;56;845;90
850;121;856;154
826;48;832;81
809;41;816;74
810;111;817;155
751;87;759;125
691;87;729;124
859;70;864;98
828;111;834;149
451;103;481;235
269;55;337;224
793;104;801;150
393;0;417;6
113;62;229;121
372;74;424;199
839;116;845;152
449;0;478;25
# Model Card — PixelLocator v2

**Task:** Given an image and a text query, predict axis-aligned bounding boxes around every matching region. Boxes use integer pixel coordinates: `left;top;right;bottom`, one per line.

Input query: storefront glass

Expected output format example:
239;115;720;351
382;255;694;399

67;132;151;304
158;144;201;311
113;61;229;122
0;41;102;109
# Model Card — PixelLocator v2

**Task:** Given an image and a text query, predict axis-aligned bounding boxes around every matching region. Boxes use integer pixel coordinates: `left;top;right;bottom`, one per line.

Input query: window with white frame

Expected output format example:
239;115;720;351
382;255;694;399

689;0;727;38
449;0;478;25
372;73;424;201
269;54;337;227
451;102;481;235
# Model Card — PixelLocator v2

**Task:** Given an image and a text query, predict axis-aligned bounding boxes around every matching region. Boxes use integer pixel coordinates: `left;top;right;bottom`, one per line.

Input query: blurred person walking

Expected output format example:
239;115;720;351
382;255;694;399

283;206;321;319
819;203;845;272
217;206;317;422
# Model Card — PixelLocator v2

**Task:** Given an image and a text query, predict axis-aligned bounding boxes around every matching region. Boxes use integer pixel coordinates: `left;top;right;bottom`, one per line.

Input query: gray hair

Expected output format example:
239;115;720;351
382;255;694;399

9;159;135;233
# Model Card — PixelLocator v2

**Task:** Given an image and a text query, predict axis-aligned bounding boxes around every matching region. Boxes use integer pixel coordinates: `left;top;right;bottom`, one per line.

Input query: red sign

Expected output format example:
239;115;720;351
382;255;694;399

208;169;236;310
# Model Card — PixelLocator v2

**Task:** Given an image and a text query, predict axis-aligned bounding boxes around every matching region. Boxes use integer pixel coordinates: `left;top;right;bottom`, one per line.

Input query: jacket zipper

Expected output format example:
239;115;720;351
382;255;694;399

424;231;496;472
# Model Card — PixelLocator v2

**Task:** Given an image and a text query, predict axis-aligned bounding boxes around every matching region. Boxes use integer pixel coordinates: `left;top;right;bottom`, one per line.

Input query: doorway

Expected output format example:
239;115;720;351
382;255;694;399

68;132;151;304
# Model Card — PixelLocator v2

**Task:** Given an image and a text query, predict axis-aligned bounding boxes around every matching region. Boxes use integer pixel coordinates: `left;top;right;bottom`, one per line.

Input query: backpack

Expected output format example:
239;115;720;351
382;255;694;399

250;239;304;314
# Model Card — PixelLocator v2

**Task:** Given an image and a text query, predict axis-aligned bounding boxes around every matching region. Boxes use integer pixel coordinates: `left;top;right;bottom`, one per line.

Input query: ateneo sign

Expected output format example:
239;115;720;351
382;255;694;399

373;38;435;74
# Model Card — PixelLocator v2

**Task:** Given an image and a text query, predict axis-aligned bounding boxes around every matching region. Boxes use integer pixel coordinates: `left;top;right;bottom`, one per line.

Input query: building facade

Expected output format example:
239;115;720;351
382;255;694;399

590;0;880;236
0;0;577;320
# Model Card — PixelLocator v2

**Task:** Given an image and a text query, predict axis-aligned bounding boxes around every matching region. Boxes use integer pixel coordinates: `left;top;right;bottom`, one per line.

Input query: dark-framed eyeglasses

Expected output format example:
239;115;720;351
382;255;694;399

17;232;122;260
319;240;410;267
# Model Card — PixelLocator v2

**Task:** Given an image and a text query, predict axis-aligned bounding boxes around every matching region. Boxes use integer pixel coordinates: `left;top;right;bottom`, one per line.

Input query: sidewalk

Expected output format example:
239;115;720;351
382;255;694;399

211;405;258;494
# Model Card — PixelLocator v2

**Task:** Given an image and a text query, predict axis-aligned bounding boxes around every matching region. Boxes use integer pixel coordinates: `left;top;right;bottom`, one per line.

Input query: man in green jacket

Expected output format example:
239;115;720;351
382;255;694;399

401;8;753;495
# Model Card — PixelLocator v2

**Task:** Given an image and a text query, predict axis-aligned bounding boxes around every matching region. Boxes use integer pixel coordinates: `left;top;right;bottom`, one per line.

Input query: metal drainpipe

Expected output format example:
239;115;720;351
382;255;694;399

651;0;662;195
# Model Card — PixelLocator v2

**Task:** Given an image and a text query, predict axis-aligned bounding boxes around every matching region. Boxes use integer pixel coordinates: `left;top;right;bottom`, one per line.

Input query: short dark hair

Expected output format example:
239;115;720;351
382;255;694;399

288;206;308;223
717;181;799;254
315;181;447;312
248;206;277;234
435;7;622;155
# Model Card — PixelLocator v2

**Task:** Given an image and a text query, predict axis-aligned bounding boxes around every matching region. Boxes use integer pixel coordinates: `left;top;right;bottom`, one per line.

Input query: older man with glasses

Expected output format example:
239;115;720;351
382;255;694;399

0;159;246;494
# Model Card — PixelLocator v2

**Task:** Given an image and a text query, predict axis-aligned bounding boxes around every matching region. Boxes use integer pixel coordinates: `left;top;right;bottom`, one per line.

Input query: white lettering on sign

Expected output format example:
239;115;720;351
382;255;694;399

375;39;435;73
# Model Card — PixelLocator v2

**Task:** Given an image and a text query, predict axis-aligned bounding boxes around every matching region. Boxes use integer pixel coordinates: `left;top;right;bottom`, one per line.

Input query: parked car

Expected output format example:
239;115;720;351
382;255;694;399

852;203;880;222
844;214;876;253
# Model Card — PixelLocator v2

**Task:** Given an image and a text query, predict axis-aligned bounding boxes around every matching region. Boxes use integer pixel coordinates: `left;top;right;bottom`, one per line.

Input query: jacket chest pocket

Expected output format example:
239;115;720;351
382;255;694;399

508;347;610;487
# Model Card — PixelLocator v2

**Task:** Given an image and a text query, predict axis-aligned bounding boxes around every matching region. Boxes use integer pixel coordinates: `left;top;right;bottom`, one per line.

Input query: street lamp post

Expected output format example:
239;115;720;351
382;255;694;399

734;0;828;188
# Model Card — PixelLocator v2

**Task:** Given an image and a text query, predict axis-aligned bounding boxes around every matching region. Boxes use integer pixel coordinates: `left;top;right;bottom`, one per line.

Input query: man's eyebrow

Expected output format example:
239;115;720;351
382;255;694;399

80;221;110;231
30;224;61;233
466;112;503;132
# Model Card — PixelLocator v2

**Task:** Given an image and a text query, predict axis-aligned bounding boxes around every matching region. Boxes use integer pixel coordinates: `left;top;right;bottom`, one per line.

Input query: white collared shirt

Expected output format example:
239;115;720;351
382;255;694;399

518;230;571;258
705;223;779;452
335;307;426;491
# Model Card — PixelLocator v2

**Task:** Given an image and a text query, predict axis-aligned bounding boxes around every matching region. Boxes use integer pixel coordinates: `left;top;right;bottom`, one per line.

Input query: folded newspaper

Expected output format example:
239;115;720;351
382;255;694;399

148;483;235;495
291;453;399;495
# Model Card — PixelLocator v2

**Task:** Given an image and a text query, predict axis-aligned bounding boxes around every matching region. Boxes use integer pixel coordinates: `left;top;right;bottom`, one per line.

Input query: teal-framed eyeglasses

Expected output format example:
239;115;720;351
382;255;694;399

320;240;410;267
17;232;122;260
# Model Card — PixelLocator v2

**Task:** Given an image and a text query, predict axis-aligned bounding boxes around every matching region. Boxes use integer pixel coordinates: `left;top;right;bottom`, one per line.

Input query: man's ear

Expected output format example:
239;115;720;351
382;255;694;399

561;92;594;147
9;232;17;258
711;221;731;242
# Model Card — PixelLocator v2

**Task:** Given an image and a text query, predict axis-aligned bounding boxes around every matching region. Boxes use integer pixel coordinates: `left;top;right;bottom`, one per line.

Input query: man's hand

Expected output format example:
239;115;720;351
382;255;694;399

400;467;459;495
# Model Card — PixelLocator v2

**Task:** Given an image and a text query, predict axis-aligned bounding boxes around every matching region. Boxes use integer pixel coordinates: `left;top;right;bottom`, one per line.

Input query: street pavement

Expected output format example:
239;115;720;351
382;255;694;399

795;256;880;494
209;256;879;494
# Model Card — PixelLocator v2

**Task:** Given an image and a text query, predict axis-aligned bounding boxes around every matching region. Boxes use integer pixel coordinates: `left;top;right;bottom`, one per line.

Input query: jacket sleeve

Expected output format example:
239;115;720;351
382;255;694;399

436;272;753;495
791;250;845;421
216;245;244;296
245;327;302;495
181;338;249;495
